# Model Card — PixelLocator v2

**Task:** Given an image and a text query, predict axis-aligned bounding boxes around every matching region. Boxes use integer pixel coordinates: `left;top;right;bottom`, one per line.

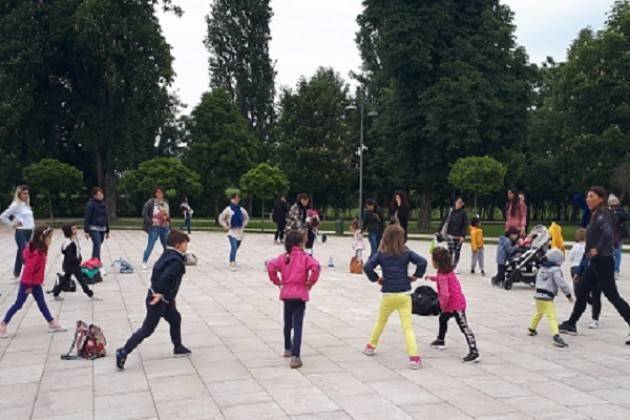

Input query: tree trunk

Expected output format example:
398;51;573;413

261;200;265;232
417;189;432;230
95;147;117;220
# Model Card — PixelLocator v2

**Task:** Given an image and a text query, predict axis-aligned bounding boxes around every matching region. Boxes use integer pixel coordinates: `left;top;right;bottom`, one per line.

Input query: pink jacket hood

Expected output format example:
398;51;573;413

427;271;466;312
267;247;321;301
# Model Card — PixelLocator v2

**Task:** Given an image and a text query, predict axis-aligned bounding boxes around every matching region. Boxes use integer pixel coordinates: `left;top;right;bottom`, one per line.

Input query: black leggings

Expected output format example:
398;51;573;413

53;266;93;298
124;291;182;354
283;299;306;357
274;221;286;241
568;256;630;326
438;310;478;353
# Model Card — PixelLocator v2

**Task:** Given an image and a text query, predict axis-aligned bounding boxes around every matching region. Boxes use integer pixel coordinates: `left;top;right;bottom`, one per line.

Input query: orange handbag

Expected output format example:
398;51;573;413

349;256;363;274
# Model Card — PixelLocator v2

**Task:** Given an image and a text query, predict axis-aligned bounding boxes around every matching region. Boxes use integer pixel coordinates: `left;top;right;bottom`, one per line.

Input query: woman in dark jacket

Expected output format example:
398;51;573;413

390;191;410;242
286;193;316;252
363;199;384;258
84;187;109;261
272;195;289;244
438;196;468;269
559;186;630;345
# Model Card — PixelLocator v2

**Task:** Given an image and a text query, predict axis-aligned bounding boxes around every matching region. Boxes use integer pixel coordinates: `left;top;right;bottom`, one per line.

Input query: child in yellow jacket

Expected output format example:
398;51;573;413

470;217;485;275
549;222;565;253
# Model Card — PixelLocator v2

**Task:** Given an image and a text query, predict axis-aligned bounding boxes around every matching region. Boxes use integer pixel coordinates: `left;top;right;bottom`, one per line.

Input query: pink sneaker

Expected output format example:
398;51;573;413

409;355;422;370
0;323;8;339
363;343;376;356
48;320;67;333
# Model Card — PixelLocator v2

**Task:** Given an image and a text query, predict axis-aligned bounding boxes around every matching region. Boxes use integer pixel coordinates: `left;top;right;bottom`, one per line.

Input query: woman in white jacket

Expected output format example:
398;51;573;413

219;194;249;271
1;185;35;279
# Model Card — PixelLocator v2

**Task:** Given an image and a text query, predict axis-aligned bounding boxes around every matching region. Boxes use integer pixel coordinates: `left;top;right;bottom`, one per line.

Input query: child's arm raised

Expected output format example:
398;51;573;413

266;256;282;287
363;253;381;283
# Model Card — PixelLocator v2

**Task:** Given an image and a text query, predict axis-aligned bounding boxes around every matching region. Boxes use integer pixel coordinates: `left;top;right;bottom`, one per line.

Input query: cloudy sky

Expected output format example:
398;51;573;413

158;0;613;112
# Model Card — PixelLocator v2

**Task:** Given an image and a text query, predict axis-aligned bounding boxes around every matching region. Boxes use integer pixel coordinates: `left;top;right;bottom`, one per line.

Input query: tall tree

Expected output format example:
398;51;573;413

205;0;276;143
356;0;534;228
183;89;259;214
274;67;356;208
0;0;180;217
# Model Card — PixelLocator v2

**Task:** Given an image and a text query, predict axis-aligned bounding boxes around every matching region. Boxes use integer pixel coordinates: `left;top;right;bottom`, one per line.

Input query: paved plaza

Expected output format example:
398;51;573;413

1;230;630;420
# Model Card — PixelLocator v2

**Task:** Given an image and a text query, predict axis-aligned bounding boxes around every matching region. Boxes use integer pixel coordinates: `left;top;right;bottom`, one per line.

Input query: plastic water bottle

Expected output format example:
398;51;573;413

328;257;334;268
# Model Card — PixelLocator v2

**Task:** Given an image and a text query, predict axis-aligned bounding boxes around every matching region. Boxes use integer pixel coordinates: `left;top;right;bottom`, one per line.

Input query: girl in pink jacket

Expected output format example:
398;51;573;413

426;248;480;363
267;230;321;369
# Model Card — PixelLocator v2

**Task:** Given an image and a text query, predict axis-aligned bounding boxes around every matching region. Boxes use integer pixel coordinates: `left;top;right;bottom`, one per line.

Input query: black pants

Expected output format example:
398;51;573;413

438;310;478;353
568;256;630;326
447;236;463;267
274;221;286;241
283;299;306;357
306;229;316;250
53;266;93;298
496;264;506;283
124;290;182;354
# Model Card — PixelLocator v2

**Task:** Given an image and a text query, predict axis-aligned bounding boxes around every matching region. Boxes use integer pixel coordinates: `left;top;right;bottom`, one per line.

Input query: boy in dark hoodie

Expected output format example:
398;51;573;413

116;230;191;369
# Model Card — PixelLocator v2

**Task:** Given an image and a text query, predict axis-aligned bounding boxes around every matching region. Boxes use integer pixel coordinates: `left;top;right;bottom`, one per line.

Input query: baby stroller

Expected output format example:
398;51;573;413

496;225;551;290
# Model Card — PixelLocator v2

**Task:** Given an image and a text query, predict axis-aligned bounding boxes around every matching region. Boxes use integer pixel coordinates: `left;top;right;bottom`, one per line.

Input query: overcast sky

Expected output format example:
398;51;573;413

158;0;613;112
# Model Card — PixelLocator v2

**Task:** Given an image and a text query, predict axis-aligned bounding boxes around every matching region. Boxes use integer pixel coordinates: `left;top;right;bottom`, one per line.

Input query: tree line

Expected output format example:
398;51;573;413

1;0;628;226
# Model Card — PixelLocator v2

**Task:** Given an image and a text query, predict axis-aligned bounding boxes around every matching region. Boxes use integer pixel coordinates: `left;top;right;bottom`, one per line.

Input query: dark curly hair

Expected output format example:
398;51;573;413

432;247;454;274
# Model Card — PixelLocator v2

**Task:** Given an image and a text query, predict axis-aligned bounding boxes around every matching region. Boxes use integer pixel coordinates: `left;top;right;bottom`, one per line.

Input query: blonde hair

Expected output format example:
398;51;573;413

379;225;407;256
13;185;30;206
575;228;587;242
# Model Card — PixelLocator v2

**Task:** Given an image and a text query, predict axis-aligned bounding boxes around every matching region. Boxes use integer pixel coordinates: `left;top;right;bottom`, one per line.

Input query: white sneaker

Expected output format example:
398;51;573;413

141;263;148;271
0;324;8;339
230;262;237;272
588;320;599;329
99;267;107;277
48;320;67;333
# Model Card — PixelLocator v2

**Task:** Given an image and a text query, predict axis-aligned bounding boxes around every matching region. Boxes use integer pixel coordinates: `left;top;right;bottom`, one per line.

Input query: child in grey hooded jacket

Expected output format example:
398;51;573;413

528;248;573;348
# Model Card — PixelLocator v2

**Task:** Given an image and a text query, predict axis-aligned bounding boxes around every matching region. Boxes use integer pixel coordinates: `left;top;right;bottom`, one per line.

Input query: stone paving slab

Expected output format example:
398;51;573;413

0;230;629;420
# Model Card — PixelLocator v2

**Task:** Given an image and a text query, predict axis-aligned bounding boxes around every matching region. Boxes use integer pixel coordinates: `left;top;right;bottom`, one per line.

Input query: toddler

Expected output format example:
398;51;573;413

427;248;480;363
469;217;485;275
351;219;364;259
267;230;321;369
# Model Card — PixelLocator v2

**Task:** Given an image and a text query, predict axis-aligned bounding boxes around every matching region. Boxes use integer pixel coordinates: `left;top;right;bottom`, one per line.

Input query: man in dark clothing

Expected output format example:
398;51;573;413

560;187;630;345
363;199;385;258
116;230;191;369
272;196;289;243
439;197;469;269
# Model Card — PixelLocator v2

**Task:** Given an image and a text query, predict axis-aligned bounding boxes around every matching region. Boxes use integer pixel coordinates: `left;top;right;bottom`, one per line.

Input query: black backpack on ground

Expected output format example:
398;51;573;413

411;286;441;316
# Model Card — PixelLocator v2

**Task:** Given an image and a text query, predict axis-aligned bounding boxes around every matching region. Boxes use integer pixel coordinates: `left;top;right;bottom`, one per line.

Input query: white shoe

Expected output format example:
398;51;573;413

0;324;8;339
141;263;148;271
99;267;107;277
230;262;237;272
48;320;67;333
588;320;599;329
90;296;103;302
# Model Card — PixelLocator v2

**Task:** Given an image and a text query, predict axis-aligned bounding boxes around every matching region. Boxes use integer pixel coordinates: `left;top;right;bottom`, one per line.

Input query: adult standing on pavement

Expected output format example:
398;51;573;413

219;193;250;271
559;186;630;345
0;185;34;279
609;194;628;279
141;187;171;270
363;198;384;258
438;196;469;268
84;187;109;262
505;189;527;236
286;193;316;253
390;191;410;242
272;195;289;244
180;197;193;235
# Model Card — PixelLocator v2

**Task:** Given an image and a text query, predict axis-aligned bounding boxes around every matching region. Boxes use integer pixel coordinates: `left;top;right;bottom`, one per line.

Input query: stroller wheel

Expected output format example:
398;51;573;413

504;280;513;290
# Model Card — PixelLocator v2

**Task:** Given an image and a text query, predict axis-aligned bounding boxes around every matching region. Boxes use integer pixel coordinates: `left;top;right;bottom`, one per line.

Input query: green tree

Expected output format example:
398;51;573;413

356;0;534;227
119;158;203;208
274;67;355;208
23;159;83;223
240;163;289;230
184;89;259;214
205;0;276;143
448;156;506;211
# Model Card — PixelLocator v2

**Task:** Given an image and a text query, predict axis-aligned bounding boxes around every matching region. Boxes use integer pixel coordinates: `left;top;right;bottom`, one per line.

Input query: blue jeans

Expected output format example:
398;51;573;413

143;226;170;263
14;229;32;277
89;230;106;260
181;215;191;234
229;236;241;263
368;232;381;258
3;284;53;324
283;299;306;357
614;243;623;274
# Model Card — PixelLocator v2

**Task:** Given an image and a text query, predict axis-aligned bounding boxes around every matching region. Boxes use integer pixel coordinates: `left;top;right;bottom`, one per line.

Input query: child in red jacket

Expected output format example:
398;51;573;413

0;226;66;338
267;229;321;369
426;247;479;363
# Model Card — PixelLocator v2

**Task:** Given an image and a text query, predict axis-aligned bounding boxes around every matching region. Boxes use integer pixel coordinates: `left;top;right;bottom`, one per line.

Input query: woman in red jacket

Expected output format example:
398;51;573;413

0;226;66;338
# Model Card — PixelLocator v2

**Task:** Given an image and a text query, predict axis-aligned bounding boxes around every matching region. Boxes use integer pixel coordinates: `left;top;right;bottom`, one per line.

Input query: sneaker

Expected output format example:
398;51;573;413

588;320;599;329
409;355;422;370
553;335;568;348
141;263;148;271
481;271;486;276
362;343;376;356
290;356;303;369
230;262;237;272
53;295;64;301
430;339;446;350
48;320;66;333
0;323;8;339
528;328;538;336
173;345;192;357
116;348;127;369
283;350;292;358
559;321;577;335
470;270;475;275
90;296;103;302
462;352;481;363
